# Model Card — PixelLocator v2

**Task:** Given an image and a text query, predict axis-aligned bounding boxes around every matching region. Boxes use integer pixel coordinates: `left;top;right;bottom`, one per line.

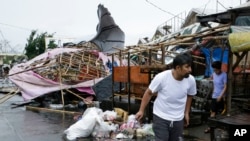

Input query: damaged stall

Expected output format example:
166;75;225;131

110;21;231;123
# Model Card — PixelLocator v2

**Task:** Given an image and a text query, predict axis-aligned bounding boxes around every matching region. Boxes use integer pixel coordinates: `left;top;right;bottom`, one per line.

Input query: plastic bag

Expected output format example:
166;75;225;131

64;107;103;140
229;32;250;52
92;121;118;138
101;110;117;121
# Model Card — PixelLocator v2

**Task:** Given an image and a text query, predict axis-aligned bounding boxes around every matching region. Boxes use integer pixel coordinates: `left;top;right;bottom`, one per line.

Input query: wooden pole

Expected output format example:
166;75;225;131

112;54;115;109
26;106;81;115
64;89;84;100
0;89;19;104
227;47;233;116
128;51;131;114
8;63;55;76
59;54;65;106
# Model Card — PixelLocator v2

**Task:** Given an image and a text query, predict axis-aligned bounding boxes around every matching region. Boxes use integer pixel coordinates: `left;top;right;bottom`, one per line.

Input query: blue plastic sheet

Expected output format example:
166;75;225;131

201;47;229;77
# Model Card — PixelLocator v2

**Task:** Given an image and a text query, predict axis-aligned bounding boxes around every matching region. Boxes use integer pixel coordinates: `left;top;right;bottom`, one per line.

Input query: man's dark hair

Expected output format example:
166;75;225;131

212;61;222;69
173;52;192;69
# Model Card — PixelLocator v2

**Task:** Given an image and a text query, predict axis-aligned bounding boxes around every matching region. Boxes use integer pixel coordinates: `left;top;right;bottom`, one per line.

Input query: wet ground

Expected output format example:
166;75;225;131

0;93;74;141
0;93;210;141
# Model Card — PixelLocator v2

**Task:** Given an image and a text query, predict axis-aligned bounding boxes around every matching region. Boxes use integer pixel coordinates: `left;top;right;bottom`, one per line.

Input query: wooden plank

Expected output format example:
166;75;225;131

113;93;143;100
26;106;81;115
0;89;19;104
140;65;169;73
130;66;149;84
129;83;147;96
113;66;128;82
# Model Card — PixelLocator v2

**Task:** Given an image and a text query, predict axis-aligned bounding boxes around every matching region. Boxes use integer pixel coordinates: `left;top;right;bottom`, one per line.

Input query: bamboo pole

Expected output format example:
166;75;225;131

8;63;56;76
60;52;100;63
59;55;103;67
64;89;86;101
227;46;233;116
26;106;81;115
196;23;230;35
29;58;56;66
195;27;230;39
64;53;74;74
202;35;228;40
59;54;65;106
135;54;162;64
59;61;106;74
108;24;230;59
0;88;20;104
192;55;205;60
193;61;206;66
64;89;94;105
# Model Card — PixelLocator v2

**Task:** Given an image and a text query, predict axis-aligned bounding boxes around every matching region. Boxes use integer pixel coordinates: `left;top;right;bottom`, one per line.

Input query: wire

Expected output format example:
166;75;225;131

0;30;6;40
0;22;32;31
145;0;176;17
0;30;17;53
202;0;212;15
217;0;228;10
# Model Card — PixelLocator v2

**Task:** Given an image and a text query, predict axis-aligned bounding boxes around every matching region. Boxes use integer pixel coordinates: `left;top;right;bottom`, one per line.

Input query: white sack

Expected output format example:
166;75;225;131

64;107;103;140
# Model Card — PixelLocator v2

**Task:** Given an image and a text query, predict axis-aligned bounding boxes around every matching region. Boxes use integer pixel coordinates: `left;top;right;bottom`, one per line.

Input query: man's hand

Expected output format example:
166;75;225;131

184;113;190;127
217;96;222;102
135;111;144;121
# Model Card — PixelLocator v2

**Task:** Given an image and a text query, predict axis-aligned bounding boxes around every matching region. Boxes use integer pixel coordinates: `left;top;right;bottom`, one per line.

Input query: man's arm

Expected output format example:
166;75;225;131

218;83;227;100
218;73;227;101
184;95;193;126
135;88;154;120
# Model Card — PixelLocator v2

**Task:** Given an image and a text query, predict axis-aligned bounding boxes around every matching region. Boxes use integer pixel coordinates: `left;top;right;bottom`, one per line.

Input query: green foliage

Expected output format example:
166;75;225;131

2;56;14;64
24;30;56;60
47;40;57;49
2;55;27;65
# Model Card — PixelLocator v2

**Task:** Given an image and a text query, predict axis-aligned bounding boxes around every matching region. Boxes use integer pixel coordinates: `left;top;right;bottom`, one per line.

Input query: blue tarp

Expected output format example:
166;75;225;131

201;47;229;77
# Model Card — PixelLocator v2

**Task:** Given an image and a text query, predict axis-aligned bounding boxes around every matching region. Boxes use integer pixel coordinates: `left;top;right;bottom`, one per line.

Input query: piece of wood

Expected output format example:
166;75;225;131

130;66;149;84
0;89;19;104
113;66;129;82
64;89;86;101
26;106;81;115
140;64;168;72
113;93;143;100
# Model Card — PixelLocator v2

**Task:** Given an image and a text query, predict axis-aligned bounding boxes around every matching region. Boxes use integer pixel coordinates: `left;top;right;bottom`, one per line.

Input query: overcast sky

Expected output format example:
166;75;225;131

0;0;244;52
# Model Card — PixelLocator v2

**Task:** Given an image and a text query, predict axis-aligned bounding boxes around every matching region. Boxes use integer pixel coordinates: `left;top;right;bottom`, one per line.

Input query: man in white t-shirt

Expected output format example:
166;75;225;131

135;52;197;141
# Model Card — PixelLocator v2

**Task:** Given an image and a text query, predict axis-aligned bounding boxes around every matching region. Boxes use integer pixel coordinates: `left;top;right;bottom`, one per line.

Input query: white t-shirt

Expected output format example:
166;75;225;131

149;70;197;121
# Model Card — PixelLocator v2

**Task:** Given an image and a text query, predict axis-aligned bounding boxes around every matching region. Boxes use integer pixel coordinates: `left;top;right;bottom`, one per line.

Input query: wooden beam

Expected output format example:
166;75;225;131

26;106;81;115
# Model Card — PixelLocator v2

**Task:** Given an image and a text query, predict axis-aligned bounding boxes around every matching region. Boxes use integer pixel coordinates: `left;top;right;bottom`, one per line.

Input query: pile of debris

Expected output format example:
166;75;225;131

64;107;155;140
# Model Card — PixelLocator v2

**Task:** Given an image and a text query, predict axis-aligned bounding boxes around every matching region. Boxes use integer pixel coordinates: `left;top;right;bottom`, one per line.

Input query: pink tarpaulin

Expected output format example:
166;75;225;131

9;48;105;101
